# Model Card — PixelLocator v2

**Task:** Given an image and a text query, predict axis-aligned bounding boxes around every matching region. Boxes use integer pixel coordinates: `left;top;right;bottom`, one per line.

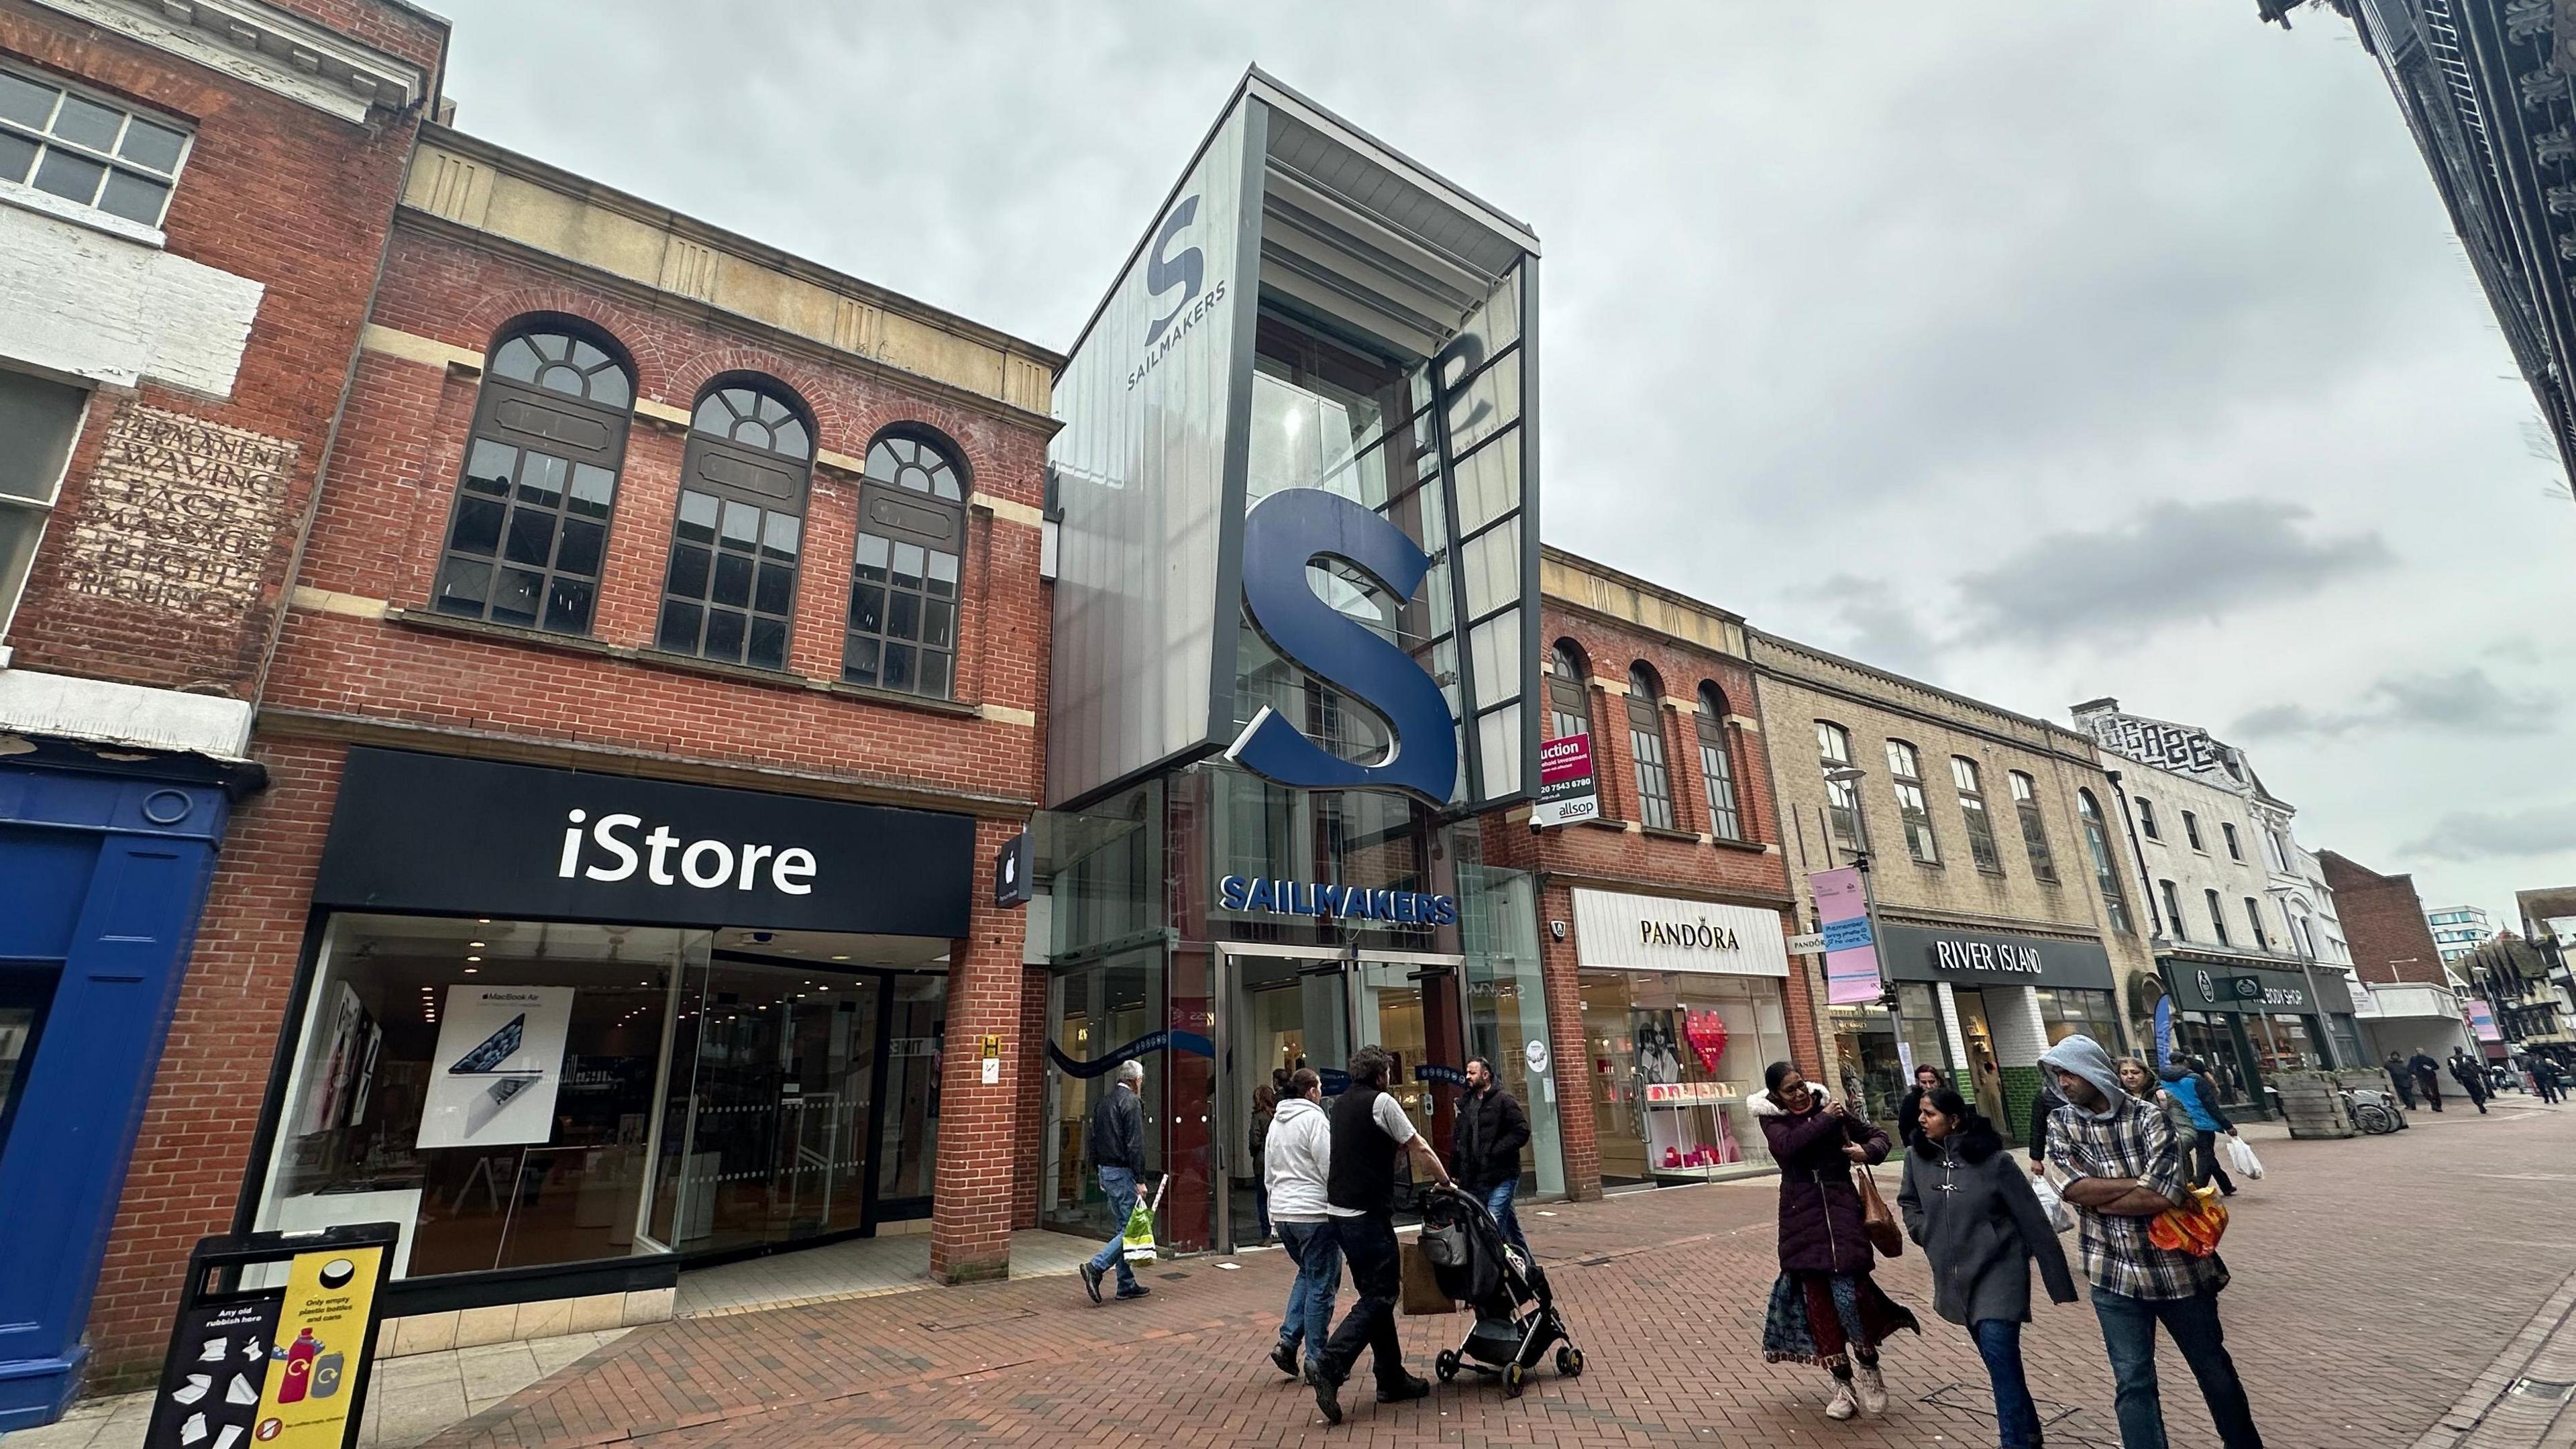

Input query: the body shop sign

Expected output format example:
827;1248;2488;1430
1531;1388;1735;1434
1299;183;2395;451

313;748;976;936
1532;732;1598;826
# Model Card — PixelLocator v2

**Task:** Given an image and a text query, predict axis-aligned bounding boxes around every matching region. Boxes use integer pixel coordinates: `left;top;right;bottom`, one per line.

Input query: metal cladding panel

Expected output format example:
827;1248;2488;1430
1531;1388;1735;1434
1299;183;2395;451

1046;104;1262;808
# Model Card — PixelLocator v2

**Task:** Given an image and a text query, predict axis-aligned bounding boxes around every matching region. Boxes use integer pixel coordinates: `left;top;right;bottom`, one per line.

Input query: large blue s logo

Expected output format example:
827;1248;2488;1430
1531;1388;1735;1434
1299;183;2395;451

1226;489;1456;804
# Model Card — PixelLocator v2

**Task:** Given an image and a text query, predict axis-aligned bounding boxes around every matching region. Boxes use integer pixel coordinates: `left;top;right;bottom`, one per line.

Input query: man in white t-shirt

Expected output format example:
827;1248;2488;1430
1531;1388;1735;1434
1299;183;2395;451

1309;1046;1452;1426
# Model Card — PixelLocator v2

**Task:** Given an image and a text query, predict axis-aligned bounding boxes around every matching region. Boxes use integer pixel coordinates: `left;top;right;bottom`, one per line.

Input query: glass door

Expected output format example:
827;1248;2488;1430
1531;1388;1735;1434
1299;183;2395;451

1216;950;1464;1252
652;957;879;1255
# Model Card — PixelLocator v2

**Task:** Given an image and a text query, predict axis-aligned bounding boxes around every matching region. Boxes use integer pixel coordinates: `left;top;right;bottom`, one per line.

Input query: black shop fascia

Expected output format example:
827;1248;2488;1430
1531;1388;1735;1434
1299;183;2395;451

243;747;980;1317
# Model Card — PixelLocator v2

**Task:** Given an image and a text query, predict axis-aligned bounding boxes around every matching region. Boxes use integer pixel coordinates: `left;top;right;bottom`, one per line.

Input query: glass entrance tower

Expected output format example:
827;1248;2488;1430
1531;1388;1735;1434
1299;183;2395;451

1038;70;1550;1254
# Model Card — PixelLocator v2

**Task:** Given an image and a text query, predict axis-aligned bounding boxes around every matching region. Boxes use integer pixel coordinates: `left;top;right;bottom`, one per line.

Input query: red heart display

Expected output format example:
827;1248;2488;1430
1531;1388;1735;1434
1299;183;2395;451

1684;1010;1727;1075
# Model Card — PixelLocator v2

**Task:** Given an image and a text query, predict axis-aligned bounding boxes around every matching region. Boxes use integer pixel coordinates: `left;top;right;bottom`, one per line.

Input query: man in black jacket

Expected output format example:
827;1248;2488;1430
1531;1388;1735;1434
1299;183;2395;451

1313;1046;1454;1426
1079;1060;1152;1304
1450;1057;1532;1250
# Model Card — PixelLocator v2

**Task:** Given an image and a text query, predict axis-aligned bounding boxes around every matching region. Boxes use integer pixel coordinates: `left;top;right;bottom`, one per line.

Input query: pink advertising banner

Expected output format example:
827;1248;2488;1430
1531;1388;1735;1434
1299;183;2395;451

1809;867;1883;1006
2467;1000;2503;1042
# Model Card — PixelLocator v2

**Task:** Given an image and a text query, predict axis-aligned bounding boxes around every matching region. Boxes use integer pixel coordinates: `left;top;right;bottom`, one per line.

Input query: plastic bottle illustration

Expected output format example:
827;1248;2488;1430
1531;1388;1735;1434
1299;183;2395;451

277;1328;320;1404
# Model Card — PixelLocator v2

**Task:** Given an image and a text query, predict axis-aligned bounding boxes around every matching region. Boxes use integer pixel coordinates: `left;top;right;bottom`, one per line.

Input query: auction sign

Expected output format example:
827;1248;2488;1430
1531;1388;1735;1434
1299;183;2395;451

1532;732;1599;826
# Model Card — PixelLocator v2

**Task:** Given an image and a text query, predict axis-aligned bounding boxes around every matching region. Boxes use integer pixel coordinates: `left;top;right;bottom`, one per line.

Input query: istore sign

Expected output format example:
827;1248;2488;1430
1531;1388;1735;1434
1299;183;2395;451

315;748;975;936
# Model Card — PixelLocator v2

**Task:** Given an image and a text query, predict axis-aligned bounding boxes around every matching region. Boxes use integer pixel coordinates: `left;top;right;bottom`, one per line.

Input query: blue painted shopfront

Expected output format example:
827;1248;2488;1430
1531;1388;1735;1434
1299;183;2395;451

0;752;241;1430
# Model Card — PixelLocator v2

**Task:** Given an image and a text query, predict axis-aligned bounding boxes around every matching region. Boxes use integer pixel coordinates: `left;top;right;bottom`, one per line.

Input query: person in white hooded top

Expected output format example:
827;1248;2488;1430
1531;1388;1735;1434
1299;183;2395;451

1263;1067;1339;1383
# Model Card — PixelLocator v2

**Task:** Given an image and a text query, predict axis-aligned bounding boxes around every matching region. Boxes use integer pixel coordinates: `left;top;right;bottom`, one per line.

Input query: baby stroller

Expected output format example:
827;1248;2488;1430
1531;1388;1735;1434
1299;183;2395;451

1417;1184;1584;1397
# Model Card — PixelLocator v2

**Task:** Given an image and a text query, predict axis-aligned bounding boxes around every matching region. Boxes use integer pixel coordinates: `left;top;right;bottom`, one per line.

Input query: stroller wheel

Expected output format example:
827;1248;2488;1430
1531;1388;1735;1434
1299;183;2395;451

1435;1350;1460;1383
1503;1362;1527;1398
1556;1345;1585;1378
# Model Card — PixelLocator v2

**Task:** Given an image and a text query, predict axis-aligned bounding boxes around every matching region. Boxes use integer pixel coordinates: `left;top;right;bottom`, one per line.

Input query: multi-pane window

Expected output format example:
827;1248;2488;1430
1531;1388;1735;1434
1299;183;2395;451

2009;771;2057;882
1696;684;1741;841
845;433;965;697
2078;790;2132;932
2222;822;2243;861
1953;756;2001;873
1818;721;1863;855
1627;663;1674;830
1546;642;1592;741
2245;898;2271;951
1886;741;1937;863
2160;881;2188;941
2205;888;2231;945
433;324;634;635
656;380;812;671
0;369;87;640
2135;797;2160;840
0;64;189;229
2182;810;2205;852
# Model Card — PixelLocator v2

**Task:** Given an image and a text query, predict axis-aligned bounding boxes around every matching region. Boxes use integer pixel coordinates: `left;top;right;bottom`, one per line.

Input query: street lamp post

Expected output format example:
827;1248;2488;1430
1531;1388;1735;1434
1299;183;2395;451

1823;764;1909;1086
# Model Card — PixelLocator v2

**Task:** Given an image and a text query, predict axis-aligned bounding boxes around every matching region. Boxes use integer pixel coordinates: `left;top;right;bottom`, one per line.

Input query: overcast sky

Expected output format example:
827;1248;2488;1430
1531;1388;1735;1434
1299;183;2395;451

434;0;2576;932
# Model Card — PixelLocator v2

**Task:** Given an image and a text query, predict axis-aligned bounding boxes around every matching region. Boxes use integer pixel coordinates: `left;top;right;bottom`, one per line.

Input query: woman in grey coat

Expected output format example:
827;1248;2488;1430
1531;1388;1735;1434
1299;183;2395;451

1898;1086;2079;1449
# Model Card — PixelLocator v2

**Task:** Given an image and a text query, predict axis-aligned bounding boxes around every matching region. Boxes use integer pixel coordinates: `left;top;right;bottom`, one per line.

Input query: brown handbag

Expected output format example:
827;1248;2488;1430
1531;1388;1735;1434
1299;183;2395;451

1854;1167;1904;1259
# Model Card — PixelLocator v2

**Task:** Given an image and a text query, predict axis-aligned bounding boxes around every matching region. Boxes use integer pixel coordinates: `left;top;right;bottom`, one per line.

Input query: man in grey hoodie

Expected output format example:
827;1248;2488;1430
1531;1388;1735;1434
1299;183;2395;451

1263;1068;1338;1383
2039;1034;2261;1449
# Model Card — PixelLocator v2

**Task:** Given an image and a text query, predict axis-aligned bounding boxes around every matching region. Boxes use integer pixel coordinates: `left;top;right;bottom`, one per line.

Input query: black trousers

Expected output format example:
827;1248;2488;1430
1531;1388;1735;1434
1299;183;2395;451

2192;1130;2237;1193
1318;1212;1407;1389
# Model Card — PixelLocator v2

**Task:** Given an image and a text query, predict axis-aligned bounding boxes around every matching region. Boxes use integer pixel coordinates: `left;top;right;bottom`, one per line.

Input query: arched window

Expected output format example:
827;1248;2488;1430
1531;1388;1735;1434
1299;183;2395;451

433;319;634;634
1695;683;1741;841
845;430;967;697
1817;720;1862;854
1886;740;1937;863
1952;756;2000;873
1546;641;1591;741
2077;789;2133;932
656;377;812;671
2008;771;2057;882
1626;663;1673;830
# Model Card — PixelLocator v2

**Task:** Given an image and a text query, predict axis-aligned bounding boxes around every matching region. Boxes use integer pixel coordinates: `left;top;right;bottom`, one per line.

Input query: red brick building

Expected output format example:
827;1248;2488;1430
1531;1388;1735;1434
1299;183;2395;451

0;0;447;1425
2318;851;2450;986
1488;548;1807;1199
72;118;1059;1386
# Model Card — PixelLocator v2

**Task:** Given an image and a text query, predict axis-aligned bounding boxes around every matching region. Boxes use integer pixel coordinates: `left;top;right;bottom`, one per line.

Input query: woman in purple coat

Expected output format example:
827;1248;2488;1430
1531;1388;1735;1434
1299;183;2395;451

1754;1060;1919;1422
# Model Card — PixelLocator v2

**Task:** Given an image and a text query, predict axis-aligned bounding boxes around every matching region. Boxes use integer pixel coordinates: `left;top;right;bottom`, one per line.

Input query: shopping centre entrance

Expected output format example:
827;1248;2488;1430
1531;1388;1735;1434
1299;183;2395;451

1216;947;1466;1252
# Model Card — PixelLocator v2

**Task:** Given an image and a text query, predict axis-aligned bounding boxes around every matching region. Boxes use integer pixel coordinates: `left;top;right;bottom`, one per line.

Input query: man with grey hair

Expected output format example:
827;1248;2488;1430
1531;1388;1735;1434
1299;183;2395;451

1080;1059;1152;1303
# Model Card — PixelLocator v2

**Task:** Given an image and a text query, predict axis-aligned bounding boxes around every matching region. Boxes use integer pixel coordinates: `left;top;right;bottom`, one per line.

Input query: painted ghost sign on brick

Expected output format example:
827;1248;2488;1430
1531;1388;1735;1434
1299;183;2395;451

62;404;294;617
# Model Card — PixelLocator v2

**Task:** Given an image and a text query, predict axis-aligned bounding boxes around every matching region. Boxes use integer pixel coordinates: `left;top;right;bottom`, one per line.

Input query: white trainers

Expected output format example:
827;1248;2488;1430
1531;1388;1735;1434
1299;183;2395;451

1855;1362;1888;1415
1825;1381;1859;1421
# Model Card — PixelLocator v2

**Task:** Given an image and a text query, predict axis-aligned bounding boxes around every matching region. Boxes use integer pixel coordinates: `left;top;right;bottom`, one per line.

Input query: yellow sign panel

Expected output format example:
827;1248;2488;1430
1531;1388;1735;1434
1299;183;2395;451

980;1033;1002;1061
251;1244;384;1448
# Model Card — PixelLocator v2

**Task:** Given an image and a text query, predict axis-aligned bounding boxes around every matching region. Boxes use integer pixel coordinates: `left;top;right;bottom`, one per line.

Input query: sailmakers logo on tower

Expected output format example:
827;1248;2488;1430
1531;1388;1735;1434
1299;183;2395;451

1126;194;1228;390
1224;488;1457;806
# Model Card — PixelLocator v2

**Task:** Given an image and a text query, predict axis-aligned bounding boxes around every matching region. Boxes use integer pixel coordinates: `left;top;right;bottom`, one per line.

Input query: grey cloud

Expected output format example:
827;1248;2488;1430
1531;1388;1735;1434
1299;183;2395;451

2402;806;2576;863
1951;500;2392;647
1819;574;1945;679
2232;668;2557;739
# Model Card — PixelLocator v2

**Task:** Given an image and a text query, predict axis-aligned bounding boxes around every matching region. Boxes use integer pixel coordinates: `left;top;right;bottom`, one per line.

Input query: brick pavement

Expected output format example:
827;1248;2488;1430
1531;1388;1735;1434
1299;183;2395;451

419;1099;2576;1448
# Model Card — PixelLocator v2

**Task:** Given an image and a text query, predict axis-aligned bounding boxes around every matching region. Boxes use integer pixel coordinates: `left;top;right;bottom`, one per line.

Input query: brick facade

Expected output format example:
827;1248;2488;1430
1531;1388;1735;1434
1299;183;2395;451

2321;850;2452;986
0;1;443;695
76;115;1060;1380
1485;551;1801;1200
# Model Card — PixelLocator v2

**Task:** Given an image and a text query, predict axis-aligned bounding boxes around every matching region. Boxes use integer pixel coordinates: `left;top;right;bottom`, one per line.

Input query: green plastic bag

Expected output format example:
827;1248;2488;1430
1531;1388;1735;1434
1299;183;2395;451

1120;1173;1165;1263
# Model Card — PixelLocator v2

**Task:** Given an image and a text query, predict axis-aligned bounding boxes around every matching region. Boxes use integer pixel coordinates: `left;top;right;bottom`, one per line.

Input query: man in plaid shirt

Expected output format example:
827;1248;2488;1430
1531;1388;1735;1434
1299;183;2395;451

2038;1035;2262;1449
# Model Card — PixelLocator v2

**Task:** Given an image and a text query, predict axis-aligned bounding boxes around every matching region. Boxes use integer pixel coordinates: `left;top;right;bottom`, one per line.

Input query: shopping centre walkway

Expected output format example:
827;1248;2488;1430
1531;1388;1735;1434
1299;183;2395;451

380;1098;2576;1449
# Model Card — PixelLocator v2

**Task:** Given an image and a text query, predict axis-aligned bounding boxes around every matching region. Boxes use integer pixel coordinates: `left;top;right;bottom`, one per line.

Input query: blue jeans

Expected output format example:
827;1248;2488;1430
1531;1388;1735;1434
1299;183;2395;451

2091;1287;2263;1449
1972;1319;2043;1449
1087;1166;1142;1293
1275;1220;1342;1365
1483;1179;1527;1252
